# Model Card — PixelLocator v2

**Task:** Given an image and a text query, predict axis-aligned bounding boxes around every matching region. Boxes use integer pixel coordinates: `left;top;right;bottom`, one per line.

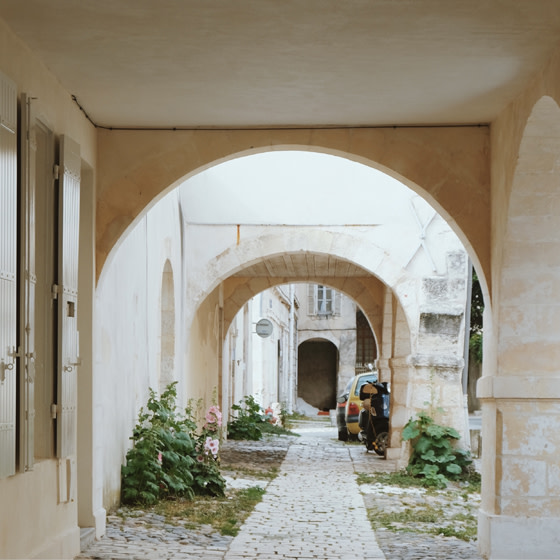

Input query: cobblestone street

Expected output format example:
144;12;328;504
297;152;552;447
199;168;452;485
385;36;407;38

77;420;481;560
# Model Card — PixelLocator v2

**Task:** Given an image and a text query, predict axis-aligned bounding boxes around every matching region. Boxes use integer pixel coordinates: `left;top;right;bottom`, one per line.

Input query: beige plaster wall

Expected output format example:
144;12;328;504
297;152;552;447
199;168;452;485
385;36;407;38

184;286;222;411
477;40;560;560
0;18;96;168
0;17;96;560
0;461;79;559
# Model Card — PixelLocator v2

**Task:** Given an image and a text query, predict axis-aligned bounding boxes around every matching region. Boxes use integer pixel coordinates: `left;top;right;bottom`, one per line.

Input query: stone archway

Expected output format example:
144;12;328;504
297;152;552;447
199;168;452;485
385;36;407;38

297;339;338;411
96;128;490;284
478;96;560;559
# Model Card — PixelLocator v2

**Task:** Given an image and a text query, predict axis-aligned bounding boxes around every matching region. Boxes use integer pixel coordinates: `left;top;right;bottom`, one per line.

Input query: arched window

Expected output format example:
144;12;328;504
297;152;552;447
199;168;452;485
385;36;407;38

159;260;175;394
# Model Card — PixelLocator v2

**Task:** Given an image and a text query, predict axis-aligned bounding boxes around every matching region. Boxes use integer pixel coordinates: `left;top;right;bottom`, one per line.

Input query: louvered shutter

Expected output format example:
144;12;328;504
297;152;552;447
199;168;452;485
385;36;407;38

56;136;80;460
0;72;17;478
19;94;36;470
307;284;316;315
334;291;341;316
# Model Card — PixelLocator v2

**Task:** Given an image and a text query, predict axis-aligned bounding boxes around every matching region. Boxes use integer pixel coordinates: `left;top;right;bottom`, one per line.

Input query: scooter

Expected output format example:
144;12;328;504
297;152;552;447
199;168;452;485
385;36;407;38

357;381;390;457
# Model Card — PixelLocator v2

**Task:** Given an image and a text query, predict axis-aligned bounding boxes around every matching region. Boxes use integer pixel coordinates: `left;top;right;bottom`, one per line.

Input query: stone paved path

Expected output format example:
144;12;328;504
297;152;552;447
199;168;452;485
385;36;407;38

224;423;385;559
77;421;482;560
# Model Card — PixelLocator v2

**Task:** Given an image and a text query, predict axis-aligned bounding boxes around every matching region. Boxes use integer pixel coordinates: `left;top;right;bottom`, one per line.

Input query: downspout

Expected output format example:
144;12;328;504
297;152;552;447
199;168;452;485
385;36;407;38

288;284;296;414
218;283;224;408
462;260;473;448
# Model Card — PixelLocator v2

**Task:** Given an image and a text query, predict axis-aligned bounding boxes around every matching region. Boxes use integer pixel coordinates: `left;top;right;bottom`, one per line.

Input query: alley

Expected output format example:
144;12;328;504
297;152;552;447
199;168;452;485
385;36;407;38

77;421;384;560
224;421;385;560
78;420;482;560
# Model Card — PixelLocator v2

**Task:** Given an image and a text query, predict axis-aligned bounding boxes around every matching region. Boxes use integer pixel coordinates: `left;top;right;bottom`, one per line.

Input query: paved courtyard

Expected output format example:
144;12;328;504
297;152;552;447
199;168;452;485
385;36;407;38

77;421;481;560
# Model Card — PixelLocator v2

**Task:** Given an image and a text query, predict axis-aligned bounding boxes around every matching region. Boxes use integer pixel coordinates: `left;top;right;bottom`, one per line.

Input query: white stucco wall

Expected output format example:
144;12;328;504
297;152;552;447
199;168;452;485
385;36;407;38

296;285;359;393
226;287;294;414
95;191;184;508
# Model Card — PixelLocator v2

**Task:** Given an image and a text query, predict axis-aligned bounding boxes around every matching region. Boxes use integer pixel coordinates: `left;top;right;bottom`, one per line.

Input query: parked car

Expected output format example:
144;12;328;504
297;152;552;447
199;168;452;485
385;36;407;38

344;371;378;439
336;378;353;441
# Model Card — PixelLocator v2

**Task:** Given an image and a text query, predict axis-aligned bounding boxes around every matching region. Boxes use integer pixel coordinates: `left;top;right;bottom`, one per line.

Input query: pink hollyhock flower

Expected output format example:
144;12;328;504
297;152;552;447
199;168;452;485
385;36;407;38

196;454;205;463
204;436;219;458
205;406;222;426
157;452;163;463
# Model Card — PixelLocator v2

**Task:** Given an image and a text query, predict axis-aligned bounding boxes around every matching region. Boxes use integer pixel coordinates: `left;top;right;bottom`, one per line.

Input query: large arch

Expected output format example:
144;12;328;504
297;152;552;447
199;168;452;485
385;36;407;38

478;96;560;559
97;128;490;287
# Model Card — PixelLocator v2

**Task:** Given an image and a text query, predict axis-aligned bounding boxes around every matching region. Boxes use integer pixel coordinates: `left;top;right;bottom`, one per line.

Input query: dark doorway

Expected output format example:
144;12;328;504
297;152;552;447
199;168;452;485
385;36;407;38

297;340;338;410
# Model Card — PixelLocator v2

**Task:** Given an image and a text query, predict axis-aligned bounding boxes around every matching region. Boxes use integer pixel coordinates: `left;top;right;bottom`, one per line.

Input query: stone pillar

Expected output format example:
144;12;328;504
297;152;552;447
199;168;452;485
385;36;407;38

380;289;414;465
338;329;357;390
409;354;467;438
385;356;413;466
477;377;560;559
386;354;467;469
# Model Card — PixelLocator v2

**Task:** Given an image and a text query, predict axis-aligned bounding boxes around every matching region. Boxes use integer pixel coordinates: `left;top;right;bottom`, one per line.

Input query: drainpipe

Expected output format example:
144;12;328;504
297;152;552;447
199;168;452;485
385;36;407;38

218;283;224;410
462;260;473;448
288;284;296;414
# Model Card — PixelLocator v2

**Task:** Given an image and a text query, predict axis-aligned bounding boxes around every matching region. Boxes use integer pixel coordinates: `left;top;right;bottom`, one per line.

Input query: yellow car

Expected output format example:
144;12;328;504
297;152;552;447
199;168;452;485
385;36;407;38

344;371;378;439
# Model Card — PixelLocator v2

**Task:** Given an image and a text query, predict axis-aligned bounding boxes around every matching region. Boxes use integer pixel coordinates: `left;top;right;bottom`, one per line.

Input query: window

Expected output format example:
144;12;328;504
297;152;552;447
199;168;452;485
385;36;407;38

317;285;333;315
356;310;377;368
307;284;340;317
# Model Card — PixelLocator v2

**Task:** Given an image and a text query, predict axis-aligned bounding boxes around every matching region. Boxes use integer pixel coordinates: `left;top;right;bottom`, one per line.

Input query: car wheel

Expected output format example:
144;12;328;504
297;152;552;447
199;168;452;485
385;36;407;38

338;429;348;441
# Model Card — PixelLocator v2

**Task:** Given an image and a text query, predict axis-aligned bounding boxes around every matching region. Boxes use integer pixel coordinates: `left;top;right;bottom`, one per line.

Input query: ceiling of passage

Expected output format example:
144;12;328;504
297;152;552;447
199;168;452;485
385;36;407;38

233;254;370;279
1;1;560;128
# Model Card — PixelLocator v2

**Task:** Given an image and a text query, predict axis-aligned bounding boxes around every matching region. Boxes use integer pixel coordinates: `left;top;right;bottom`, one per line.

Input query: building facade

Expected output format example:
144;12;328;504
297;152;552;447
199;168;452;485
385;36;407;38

1;6;560;558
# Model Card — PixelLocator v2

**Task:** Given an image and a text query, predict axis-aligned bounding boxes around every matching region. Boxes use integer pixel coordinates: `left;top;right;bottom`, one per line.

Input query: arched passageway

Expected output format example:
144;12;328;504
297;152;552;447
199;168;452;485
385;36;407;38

297;339;338;411
95;151;470;548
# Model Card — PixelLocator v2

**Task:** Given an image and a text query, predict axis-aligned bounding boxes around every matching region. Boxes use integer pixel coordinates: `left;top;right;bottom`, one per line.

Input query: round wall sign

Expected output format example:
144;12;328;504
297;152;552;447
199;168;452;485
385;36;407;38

255;318;273;338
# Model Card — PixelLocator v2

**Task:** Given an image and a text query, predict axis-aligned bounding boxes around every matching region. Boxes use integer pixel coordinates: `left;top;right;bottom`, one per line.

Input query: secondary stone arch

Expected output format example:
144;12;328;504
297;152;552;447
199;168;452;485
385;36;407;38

222;274;387;347
190;229;419;337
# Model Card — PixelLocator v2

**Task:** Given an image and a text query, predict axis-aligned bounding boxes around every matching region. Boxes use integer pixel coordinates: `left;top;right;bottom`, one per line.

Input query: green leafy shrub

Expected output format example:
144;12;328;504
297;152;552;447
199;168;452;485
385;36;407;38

469;331;483;364
121;383;225;505
402;411;472;488
227;395;266;440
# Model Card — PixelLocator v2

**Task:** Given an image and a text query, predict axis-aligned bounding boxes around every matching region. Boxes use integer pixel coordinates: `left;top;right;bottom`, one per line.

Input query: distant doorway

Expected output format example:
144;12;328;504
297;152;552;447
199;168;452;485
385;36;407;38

297;340;338;410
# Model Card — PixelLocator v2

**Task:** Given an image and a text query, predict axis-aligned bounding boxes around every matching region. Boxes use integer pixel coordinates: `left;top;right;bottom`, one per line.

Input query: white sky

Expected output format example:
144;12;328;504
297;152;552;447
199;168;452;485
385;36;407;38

179;151;426;225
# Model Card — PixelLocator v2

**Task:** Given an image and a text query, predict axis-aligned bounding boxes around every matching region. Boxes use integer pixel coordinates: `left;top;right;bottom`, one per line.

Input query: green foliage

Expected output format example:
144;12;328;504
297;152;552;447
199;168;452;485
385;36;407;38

155;485;266;537
470;269;484;335
227;395;266;440
259;421;299;437
121;383;225;506
469;331;483;364
469;268;484;364
402;411;472;488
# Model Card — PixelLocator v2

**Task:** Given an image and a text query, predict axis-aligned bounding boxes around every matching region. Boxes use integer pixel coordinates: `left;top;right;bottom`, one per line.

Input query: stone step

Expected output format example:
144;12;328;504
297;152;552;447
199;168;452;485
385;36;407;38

80;527;96;551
